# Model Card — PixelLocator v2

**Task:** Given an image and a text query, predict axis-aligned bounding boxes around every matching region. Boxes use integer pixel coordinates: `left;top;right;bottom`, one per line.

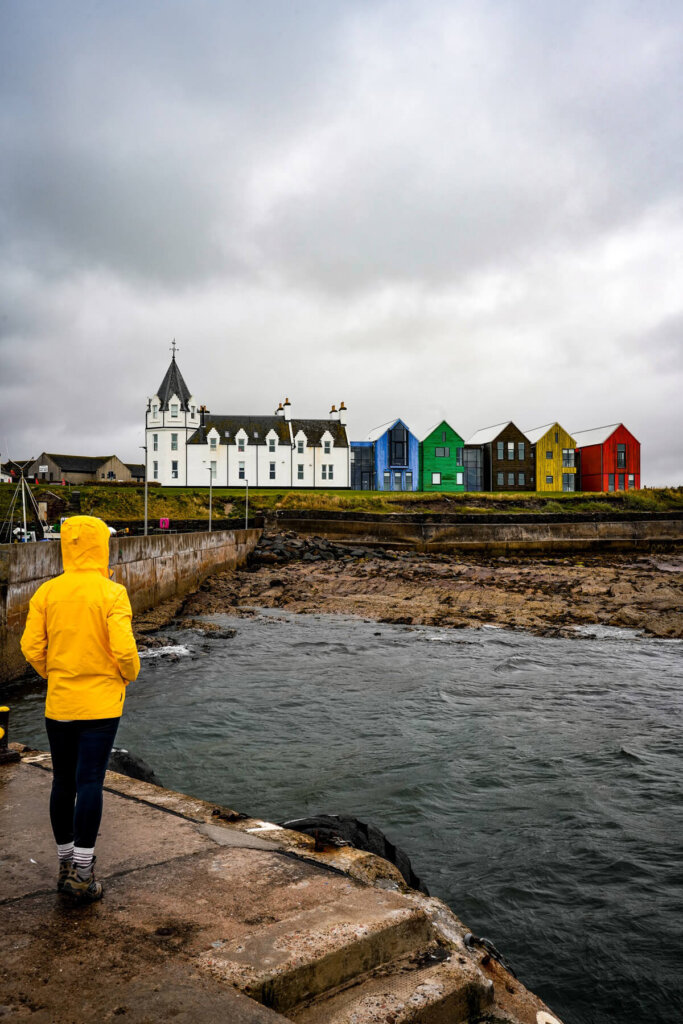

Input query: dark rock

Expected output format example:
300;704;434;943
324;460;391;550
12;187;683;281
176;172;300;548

278;814;428;894
109;749;163;787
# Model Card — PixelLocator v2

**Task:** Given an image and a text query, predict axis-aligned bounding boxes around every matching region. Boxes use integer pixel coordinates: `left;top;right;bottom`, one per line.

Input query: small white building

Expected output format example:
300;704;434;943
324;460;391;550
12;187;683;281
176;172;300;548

145;354;350;488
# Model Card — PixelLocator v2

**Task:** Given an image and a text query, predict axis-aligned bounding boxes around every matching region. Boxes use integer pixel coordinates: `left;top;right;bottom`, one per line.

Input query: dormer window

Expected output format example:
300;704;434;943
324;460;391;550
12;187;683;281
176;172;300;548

210;436;217;450
171;403;179;418
268;438;276;453
152;404;158;417
297;439;304;454
238;437;246;452
323;440;331;455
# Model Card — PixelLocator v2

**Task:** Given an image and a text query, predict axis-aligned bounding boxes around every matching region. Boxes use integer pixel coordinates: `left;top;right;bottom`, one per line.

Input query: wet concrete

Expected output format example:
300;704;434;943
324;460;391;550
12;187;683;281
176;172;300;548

0;754;564;1024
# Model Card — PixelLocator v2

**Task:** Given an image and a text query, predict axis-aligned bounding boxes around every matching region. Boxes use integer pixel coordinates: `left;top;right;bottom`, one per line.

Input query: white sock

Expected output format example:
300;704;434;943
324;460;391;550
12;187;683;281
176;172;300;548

57;842;74;862
73;846;95;879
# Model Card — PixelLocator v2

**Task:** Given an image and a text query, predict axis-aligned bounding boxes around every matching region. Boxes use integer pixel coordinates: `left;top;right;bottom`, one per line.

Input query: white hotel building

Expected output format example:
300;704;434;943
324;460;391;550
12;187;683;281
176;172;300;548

145;354;350;488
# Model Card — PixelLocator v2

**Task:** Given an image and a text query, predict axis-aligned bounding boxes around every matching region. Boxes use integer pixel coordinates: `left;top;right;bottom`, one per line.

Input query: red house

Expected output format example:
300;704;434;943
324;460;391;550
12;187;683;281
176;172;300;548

573;423;640;492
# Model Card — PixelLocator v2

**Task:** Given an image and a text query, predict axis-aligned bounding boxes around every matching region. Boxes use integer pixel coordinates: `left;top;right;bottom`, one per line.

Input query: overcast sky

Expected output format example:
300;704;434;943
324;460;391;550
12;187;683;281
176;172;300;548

1;0;681;485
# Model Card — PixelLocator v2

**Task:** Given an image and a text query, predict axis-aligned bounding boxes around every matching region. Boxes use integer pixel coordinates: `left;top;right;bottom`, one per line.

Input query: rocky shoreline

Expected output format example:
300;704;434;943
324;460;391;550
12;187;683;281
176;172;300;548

172;531;683;640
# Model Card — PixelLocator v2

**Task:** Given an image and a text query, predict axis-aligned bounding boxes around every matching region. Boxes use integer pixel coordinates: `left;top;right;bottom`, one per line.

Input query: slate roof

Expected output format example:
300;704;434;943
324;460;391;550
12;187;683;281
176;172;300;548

1;460;30;476
154;356;192;411
188;415;348;448
465;421;514;445
43;454;113;472
525;422;578;446
572;424;629;448
126;463;146;477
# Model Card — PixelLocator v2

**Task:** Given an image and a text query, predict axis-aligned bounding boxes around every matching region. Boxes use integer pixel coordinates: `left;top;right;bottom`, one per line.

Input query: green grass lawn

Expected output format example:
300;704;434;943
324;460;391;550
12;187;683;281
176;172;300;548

2;480;682;527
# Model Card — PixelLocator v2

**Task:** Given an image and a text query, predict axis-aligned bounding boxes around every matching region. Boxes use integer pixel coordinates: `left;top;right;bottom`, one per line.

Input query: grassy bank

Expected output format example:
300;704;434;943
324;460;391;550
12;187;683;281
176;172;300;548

2;481;682;526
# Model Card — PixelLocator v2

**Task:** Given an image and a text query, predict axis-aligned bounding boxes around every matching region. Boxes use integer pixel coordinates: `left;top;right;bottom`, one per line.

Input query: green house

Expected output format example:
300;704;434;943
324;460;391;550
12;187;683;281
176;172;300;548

419;420;465;491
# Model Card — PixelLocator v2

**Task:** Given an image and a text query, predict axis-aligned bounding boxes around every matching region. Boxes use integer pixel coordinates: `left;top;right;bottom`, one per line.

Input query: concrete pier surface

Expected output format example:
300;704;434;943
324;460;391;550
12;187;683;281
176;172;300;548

0;750;564;1024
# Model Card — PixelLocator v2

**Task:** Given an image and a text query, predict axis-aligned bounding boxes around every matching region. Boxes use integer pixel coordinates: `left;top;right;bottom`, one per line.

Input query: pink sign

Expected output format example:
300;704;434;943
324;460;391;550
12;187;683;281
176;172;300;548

159;518;170;530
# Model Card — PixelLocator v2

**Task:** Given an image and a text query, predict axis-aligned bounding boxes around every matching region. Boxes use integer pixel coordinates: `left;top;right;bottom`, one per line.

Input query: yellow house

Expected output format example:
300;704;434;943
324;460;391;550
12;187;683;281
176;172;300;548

525;423;578;492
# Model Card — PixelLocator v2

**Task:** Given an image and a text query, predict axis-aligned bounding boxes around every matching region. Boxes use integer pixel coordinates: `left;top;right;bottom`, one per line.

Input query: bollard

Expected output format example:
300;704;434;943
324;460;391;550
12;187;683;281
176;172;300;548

0;707;21;765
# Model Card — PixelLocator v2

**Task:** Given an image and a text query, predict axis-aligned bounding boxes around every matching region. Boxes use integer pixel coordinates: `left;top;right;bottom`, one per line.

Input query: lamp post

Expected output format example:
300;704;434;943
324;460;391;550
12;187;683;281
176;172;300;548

245;479;249;530
140;444;148;536
209;465;213;532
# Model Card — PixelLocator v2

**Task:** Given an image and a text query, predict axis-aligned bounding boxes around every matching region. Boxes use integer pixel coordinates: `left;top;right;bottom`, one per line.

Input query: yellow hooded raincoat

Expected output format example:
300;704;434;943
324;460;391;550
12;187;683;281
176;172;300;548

20;516;140;720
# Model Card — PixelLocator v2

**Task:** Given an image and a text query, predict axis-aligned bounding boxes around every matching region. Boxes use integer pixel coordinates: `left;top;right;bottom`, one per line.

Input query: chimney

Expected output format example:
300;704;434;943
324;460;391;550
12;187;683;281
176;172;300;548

199;404;209;428
329;404;339;421
283;397;292;422
339;401;348;426
275;402;285;417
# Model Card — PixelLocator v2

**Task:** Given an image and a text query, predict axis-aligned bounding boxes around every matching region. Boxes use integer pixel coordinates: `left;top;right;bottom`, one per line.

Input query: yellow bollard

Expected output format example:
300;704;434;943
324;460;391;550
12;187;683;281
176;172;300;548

0;706;21;765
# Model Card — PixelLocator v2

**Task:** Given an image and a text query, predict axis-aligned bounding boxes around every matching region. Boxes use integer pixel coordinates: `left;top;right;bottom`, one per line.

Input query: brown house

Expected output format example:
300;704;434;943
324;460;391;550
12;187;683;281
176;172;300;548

464;422;535;491
26;453;135;484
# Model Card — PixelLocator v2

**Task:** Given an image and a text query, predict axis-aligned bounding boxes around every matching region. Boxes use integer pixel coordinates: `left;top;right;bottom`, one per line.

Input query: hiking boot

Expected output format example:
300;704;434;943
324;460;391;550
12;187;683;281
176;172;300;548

61;857;103;902
57;859;72;892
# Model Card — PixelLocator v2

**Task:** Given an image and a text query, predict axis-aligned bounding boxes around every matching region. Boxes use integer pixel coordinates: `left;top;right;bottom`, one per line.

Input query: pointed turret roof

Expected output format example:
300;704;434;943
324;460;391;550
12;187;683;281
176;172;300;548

155;355;192;411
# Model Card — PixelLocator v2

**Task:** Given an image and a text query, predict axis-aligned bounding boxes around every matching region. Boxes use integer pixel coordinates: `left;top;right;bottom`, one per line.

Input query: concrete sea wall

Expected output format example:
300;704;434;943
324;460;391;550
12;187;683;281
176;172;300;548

0;528;261;684
274;510;683;554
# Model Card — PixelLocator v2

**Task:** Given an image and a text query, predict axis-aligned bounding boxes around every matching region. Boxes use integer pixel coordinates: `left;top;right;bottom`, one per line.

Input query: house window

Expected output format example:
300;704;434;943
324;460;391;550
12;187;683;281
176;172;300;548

383;471;391;489
405;471;412;489
322;465;327;480
507;442;515;460
563;474;575;492
153;461;158;479
210;436;217;450
237;437;245;452
435;447;450;458
507;472;515;485
456;473;463;485
617;444;626;468
628;474;635;489
297;440;304;454
442;431;447;441
152;404;158;417
432;472;442;485
268;438;276;453
497;442;504;460
171;404;179;418
191;406;196;417
546;475;554;485
393;471;402;490
238;461;245;480
518;442;525;460
269;462;276;480
171;460;178;479
324;440;331;454
555;431;559;443
153;434;158;452
608;474;615;491
210;461;217;481
390;424;407;465
562;449;575;467
297;464;304;480
171;433;178;451
546;450;553;460
497;472;504;486
618;474;625;491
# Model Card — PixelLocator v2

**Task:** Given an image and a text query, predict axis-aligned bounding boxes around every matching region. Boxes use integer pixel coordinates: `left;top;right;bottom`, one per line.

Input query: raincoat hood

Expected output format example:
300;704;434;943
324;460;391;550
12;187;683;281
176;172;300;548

61;516;111;577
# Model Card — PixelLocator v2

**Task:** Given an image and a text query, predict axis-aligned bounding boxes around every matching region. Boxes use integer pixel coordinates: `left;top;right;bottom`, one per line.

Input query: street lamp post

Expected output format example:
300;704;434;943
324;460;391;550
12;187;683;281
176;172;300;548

208;465;213;532
140;445;148;536
245;479;249;530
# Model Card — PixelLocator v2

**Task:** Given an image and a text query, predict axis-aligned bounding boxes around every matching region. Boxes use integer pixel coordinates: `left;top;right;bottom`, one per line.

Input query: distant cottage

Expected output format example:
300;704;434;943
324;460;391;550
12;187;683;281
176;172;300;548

146;353;350;488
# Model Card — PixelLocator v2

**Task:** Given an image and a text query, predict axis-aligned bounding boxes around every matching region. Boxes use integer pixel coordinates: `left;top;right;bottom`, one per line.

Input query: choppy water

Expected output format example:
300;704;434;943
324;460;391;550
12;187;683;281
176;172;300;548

7;612;683;1024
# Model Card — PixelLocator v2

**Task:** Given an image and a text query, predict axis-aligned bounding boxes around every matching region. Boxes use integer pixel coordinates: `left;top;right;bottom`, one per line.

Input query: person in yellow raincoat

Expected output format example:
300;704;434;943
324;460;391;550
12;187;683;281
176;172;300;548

21;515;140;901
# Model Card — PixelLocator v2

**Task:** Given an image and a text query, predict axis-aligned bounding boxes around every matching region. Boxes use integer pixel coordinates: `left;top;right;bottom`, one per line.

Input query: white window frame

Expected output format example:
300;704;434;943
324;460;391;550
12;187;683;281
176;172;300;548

210;436;217;450
268;438;276;453
153;460;159;479
323;440;331;454
297;439;304;454
171;404;179;418
152;434;158;451
238;461;245;480
171;460;178;479
237;437;246;453
456;472;463;485
210;461;217;480
269;462;276;480
171;433;178;451
297;464;304;480
431;472;441;485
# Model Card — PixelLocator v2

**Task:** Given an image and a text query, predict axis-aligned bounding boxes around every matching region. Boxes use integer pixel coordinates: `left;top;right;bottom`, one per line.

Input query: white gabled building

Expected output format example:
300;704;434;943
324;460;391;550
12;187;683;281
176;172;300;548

146;355;350;488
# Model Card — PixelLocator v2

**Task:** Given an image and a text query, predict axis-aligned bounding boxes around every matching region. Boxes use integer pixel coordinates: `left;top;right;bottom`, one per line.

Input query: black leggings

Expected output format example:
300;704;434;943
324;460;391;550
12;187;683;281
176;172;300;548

45;717;119;849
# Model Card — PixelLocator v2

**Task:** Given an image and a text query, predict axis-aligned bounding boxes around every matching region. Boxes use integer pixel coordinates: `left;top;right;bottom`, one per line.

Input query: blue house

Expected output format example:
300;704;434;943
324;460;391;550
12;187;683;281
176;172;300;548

351;419;419;491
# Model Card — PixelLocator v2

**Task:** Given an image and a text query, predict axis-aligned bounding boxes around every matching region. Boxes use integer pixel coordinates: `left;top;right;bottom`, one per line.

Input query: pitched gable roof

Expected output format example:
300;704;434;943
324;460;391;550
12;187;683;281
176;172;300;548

365;418;412;443
155;356;192;411
465;421;514;445
572;424;622;447
44;454;112;472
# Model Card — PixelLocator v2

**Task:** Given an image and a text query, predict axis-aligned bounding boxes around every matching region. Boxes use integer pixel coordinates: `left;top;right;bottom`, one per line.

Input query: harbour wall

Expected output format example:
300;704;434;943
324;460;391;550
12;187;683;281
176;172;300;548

273;510;683;554
0;528;261;684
